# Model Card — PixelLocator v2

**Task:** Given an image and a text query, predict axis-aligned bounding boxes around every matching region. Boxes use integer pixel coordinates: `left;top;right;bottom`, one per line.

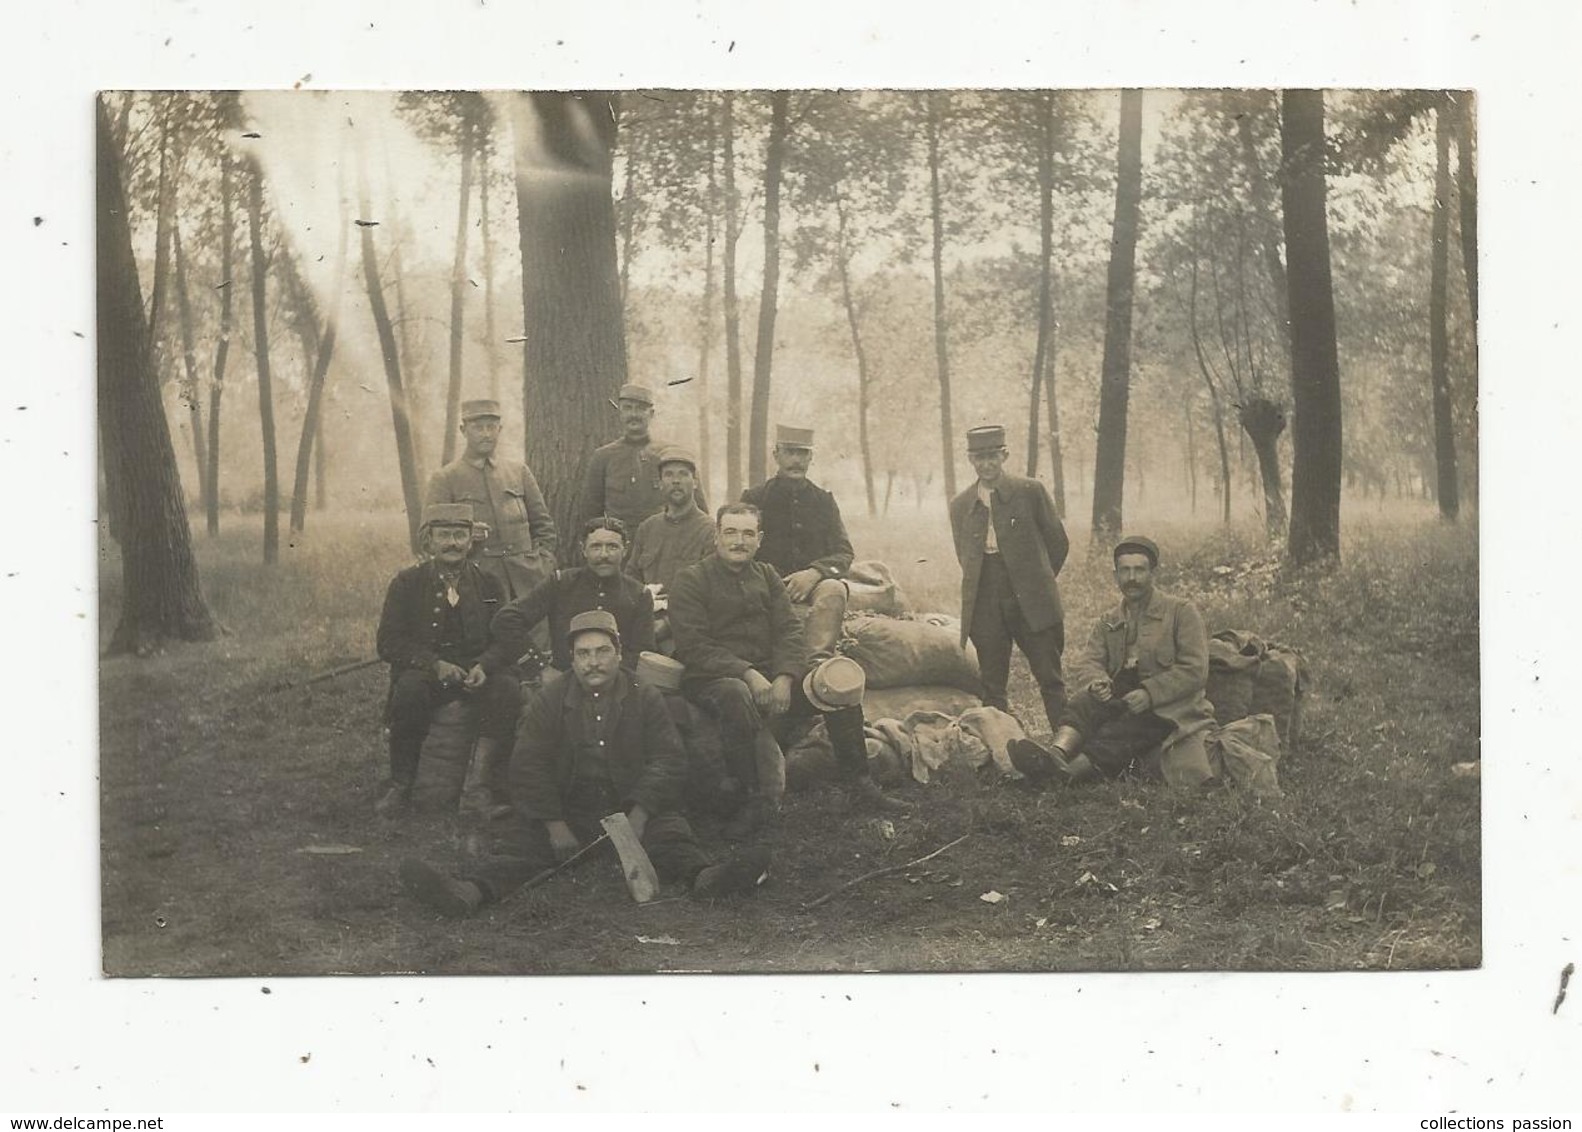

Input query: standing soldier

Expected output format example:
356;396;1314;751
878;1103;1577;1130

373;504;521;817
627;446;717;593
426;398;558;602
581;383;706;535
741;425;855;660
948;424;1070;733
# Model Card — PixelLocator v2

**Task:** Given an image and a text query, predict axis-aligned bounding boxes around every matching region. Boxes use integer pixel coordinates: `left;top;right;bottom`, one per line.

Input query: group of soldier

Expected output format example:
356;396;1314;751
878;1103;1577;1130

378;386;1217;919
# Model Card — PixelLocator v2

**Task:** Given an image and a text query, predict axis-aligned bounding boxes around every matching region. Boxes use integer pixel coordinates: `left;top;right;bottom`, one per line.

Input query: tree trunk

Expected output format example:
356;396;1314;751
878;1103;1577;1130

1429;99;1460;521
1044;320;1066;516
147;94;175;385
1188;251;1234;527
1185;404;1198;514
618;118;638;308
722;91;745;501
695;93;719;499
512;92;628;548
289;203;349;534
313;411;328;510
387;218;424;478
1281;90;1344;565
245;158;280;565
883;470;895;515
206;157;234;537
747;91;789;488
358;151;424;552
479;136;501;402
171;219;209;513
441;122;476;466
834;194;877;516
1239;395;1288;537
1090;89;1144;543
1453;93;1478;329
1026;93;1056;479
97;98;217;653
925;92;958;501
1235;99;1292;343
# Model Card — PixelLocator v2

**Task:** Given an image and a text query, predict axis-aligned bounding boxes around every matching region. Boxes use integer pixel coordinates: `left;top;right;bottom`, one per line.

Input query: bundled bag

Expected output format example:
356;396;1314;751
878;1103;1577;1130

862;684;981;721
845;560;910;617
1207;713;1283;796
841;615;982;694
954;706;1029;779
1252;644;1306;750
1206;629;1307;751
1207;632;1261;724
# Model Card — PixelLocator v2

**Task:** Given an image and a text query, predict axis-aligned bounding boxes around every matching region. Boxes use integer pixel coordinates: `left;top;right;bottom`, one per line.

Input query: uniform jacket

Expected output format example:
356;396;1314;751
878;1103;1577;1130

580;436;708;535
627;505;717;591
948;473;1070;645
1069;587;1217;785
511;668;687;822
481;566;656;674
376;558;504;675
740;476;854;581
426;455;558;597
668;555;809;683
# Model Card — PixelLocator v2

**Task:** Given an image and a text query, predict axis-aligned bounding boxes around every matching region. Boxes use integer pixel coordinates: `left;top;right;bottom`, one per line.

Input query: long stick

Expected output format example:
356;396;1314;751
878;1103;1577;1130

802;833;970;911
270;656;382;693
518;832;612;893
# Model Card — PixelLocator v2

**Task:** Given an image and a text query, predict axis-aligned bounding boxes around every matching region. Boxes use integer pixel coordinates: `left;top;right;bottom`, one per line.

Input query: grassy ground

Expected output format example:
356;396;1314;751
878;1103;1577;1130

99;500;1479;975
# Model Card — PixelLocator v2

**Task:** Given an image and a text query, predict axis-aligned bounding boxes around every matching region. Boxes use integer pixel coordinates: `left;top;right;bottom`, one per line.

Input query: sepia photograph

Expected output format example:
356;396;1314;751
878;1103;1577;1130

96;86;1480;978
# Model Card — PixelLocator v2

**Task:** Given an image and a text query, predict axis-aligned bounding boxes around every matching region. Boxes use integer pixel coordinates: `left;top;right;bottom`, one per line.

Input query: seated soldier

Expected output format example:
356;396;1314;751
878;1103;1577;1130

669;502;909;837
398;611;771;917
482;517;656;679
741;425;854;659
1008;536;1217;789
373;504;522;817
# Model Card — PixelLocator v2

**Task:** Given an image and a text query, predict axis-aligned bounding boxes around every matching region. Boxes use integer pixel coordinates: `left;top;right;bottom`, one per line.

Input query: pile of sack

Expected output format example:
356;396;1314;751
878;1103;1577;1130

1201;629;1311;797
784;704;1030;790
842;610;985;721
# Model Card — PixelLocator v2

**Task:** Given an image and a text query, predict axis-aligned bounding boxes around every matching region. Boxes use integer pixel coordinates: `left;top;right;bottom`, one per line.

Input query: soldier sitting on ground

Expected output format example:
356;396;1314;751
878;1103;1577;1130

373;504;521;817
1008;535;1217;789
398;611;771;917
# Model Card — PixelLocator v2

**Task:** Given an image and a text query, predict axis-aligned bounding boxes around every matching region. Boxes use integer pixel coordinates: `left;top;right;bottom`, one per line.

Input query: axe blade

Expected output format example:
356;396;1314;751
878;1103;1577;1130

600;812;661;903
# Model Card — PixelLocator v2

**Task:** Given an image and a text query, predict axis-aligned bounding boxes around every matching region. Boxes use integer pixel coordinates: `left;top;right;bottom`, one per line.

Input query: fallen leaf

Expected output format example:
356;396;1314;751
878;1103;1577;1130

636;935;680;946
1034;917;1048;928
1142;917;1162;931
1451;761;1480;778
296;844;363;855
979;890;1007;905
1059;835;1081;847
1416;861;1437;879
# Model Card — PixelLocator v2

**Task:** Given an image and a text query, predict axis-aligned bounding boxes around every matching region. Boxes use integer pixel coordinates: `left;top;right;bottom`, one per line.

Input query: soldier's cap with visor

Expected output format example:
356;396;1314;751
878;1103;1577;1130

566;609;621;649
617;383;655;406
420;503;474;531
803;655;867;712
656;444;699;473
636;650;685;693
965;424;1008;453
460;398;502;422
774;424;816;450
1112;535;1161;568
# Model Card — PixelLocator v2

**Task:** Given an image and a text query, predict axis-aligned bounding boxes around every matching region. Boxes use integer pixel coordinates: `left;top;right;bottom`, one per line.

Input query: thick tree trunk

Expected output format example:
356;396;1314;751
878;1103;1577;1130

358;154;424;552
834;196;877;516
479;136;501;402
245;158;280;565
696;93;719;498
171;220;209;513
441;124;476;466
97;98;217;654
512;92;628;548
1239;395;1288;537
618;119;638;308
1281;90;1344;564
748;91;789;488
1091;89;1144;542
289;206;349;534
206;154;236;537
722;91;745;501
1429;100;1460;521
925;92;957;501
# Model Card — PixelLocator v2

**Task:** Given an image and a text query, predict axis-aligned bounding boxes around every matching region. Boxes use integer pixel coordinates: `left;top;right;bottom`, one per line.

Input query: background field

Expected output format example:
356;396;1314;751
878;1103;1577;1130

98;501;1479;976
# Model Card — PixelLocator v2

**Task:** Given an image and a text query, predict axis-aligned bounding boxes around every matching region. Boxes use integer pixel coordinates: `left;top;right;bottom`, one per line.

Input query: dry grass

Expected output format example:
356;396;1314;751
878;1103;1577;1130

99;501;1479;975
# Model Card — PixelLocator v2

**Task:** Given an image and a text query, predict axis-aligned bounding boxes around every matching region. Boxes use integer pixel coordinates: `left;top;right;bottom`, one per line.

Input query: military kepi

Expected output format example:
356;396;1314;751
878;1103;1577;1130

1112;535;1160;567
775;424;816;449
566;609;621;647
657;444;698;472
617;383;655;406
966;425;1007;453
460;398;502;421
421;503;474;529
803;655;866;712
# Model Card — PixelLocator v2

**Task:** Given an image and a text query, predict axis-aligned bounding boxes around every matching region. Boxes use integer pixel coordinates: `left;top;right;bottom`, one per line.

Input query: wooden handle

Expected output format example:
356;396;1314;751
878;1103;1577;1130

600;812;660;904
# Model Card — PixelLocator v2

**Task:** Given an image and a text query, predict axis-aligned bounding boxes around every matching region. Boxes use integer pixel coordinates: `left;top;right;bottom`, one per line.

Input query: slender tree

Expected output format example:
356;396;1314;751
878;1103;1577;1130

243;147;280;564
1428;96;1460;520
511;91;628;545
97;98;217;653
1282;89;1344;564
289;186;349;534
721;91;746;500
924;91;957;501
443;114;477;464
696;92;719;497
170;220;209;513
1090;89;1144;541
205;145;236;537
747;91;790;487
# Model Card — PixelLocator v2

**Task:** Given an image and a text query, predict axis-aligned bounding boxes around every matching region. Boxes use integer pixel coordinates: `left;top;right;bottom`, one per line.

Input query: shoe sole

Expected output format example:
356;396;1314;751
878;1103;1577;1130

399;858;477;919
692;852;771;898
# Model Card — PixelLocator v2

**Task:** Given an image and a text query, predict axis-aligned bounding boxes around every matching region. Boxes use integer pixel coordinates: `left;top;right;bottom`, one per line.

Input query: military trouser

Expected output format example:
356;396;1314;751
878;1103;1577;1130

688;672;869;794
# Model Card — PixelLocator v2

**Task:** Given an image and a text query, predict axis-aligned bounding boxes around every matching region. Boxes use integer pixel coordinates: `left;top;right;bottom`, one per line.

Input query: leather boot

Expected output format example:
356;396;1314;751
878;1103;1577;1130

803;582;848;660
399;859;484;918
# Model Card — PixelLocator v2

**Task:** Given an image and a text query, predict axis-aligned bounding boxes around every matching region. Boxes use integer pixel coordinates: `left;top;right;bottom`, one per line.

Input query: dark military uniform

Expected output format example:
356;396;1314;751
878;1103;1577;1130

481;566;656;675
